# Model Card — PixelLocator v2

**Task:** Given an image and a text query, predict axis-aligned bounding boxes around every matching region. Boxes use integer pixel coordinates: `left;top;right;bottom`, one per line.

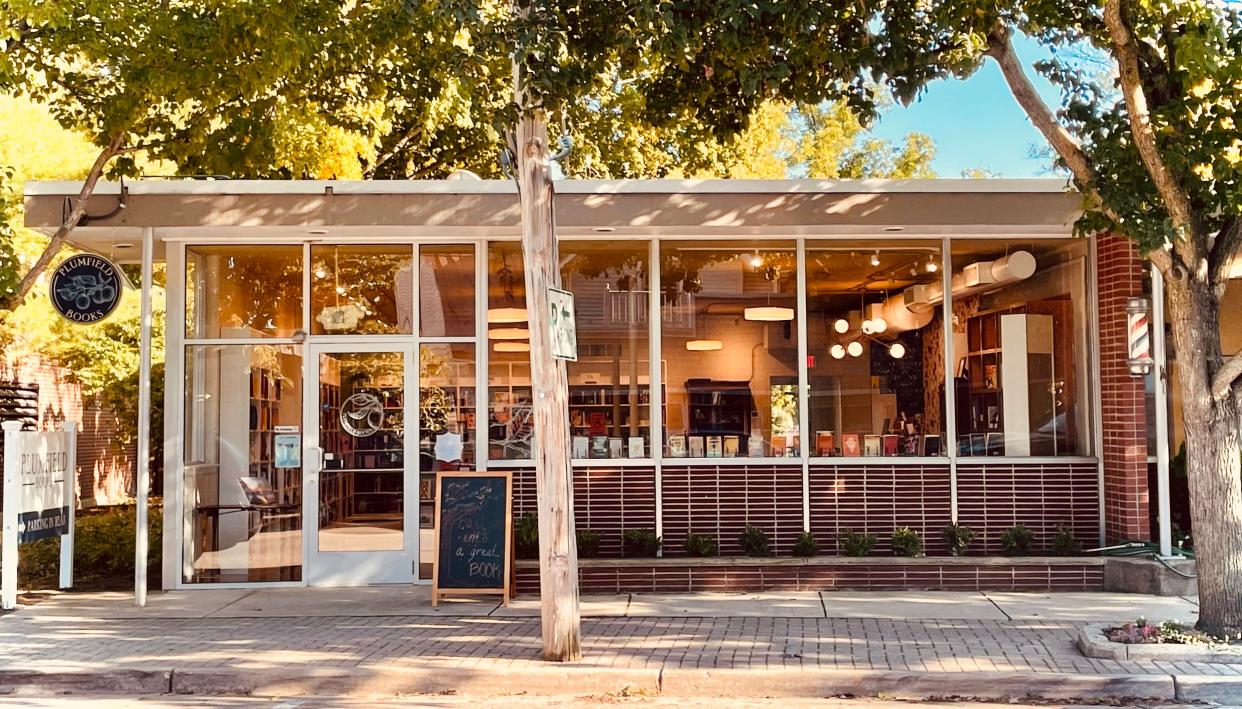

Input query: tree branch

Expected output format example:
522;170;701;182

984;25;1122;227
0;132;126;312
1212;352;1242;401
1209;217;1241;287
1103;0;1202;250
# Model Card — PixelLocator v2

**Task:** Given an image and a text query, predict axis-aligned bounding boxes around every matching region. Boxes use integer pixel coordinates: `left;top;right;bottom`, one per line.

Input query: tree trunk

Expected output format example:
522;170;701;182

515;109;583;661
1164;276;1242;636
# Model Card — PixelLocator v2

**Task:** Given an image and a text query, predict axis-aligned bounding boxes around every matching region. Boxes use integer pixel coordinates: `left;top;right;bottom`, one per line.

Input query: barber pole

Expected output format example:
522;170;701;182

1126;297;1154;376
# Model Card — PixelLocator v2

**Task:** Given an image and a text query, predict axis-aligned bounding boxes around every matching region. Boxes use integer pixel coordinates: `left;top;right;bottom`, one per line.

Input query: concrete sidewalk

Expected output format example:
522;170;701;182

0;588;1235;702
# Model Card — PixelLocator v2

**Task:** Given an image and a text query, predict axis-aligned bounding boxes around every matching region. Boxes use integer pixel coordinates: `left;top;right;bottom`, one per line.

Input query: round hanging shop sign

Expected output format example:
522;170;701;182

50;254;124;324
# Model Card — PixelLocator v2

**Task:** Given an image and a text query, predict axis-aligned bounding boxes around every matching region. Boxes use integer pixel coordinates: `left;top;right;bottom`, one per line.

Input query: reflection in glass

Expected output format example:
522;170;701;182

318;352;405;552
183;345;302;583
419;343;477;470
420;244;476;337
660;241;799;458
310;245;413;335
186;246;302;339
805;240;945;457
950;239;1090;456
562;241;651;459
487;242;533;460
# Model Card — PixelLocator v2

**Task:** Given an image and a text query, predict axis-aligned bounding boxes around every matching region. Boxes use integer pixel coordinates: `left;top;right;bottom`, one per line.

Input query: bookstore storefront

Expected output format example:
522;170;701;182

25;179;1150;590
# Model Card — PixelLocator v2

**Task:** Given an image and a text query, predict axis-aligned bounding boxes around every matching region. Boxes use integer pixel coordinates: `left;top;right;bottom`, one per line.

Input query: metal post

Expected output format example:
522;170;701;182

941;237;958;522
2;421;21;610
59;421;77;589
1151;269;1174;557
135;226;154;606
796;239;810;532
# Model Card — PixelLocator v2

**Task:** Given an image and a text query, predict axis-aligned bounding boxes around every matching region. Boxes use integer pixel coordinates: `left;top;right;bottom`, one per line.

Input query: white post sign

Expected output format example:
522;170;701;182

548;287;578;362
2;421;77;610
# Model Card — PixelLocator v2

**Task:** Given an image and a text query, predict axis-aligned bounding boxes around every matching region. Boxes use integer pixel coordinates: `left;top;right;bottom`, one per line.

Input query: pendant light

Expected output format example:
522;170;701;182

494;341;531;353
744;306;794;321
487;252;528;323
488;327;530;340
686;339;723;351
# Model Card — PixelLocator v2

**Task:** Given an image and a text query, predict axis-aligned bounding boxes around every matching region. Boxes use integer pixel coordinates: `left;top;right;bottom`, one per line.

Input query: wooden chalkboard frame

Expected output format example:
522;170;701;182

431;470;513;607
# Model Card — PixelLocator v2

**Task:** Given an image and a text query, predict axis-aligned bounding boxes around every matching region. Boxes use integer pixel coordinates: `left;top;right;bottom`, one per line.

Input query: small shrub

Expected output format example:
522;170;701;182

792;531;819;558
942;523;975;557
623;528;661;557
840;531;876;557
738;525;771;557
1051;524;1082;556
684;531;719;557
1000;524;1034;556
890;527;925;557
14;503;163;589
514;512;539;559
576;529;602;558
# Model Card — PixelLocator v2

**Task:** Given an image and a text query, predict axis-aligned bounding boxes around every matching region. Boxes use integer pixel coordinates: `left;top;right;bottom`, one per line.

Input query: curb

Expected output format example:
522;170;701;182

0;669;172;696
1079;623;1242;664
0;666;1194;701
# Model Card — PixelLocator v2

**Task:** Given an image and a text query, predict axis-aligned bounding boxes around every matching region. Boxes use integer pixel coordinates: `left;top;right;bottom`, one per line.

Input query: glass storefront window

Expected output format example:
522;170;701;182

186;246;302;339
660;240;799;458
949;239;1091;456
420;244;475;337
310;245;413;335
419;343;477;470
562;241;651;459
805;240;946;457
183;344;302;583
487;242;533;460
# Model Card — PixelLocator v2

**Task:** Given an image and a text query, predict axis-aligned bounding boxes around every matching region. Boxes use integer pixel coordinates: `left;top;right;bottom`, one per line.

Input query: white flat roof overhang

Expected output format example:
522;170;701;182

24;178;1082;258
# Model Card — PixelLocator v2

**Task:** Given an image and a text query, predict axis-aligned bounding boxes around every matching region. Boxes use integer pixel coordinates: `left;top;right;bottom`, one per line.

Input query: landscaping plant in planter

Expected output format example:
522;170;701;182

1000;524;1034;556
684;531;719;557
840;531;876;557
792;531;819;558
890;527;925;558
1051;524;1082;556
1107;618;1226;645
514;512;539;560
623;528;661;557
576;529;602;559
738;525;771;557
942;523;975;557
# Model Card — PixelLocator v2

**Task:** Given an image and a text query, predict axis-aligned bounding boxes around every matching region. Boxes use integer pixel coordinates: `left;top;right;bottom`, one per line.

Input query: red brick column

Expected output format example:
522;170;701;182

1096;233;1151;542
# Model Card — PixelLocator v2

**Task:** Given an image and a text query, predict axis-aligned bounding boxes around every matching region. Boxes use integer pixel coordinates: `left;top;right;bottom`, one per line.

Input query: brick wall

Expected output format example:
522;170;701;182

808;464;953;555
0;356;135;508
956;461;1100;553
661;464;804;556
1095;233;1151;542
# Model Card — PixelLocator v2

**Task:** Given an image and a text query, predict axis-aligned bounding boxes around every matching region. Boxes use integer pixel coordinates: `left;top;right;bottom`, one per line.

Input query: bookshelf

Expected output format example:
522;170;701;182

567;383;663;459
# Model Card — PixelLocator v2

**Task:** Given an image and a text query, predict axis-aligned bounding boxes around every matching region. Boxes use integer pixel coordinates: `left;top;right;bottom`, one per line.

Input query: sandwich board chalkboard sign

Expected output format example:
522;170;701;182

431;470;512;606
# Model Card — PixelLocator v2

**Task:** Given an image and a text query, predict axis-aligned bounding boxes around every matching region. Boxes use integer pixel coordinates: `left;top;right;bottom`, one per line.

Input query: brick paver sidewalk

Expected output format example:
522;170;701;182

2;613;1239;678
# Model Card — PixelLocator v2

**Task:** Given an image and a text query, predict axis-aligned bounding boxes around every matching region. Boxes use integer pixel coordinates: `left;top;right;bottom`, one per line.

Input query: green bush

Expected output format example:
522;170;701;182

890;527;924;557
514;512;539;559
10;503;162;590
1000;524;1034;556
792;531;819;558
840;531;876;557
738;525;771;557
1051;524;1082;556
684;531;719;557
623;528;661;557
942;523;975;557
575;529;602;558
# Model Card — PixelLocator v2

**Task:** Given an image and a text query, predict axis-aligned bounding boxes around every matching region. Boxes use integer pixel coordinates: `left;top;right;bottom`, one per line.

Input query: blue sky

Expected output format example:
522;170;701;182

868;35;1064;178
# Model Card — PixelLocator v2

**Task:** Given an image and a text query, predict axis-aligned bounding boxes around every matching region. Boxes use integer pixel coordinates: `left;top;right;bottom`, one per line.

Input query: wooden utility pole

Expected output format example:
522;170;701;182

512;55;583;661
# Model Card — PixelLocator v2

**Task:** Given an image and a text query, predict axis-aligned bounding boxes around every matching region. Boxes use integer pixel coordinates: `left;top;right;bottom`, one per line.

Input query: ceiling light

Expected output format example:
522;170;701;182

861;319;875;335
884;226;905;232
833;318;849;334
114;242;134;249
830;344;846;359
308;229;329;235
494;342;530;353
747;252;764;268
870;316;888;334
870;252;880;267
847;340;863;357
313;267;328;279
486;307;528;323
685;339;723;351
489;327;530;340
889;342;906;359
594;226;616;233
743;306;794;322
926;258;938;273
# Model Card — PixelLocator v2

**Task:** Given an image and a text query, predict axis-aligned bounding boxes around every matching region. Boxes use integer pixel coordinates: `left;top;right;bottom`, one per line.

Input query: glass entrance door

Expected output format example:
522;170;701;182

305;345;418;585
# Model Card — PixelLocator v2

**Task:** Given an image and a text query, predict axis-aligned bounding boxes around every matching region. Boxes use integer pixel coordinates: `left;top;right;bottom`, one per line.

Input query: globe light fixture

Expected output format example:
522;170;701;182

889;342;906;359
833;318;850;334
847;340;863;357
830;344;846;359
